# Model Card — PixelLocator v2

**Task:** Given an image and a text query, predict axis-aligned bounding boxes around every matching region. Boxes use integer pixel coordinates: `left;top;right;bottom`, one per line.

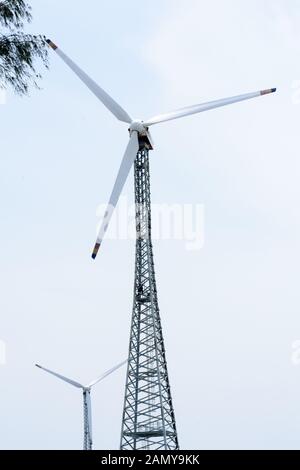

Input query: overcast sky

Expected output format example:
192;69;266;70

1;0;300;450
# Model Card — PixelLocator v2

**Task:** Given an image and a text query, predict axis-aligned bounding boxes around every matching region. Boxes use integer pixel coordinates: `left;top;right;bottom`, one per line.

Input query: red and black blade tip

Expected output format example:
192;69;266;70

46;39;58;50
92;243;101;260
260;88;277;96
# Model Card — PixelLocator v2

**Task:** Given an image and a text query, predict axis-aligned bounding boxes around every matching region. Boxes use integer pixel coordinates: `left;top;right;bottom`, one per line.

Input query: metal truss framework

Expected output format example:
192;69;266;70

120;145;179;450
83;390;92;450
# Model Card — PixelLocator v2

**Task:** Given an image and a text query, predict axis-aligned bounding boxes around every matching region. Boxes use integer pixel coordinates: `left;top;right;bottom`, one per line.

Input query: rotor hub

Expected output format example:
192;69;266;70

129;120;147;136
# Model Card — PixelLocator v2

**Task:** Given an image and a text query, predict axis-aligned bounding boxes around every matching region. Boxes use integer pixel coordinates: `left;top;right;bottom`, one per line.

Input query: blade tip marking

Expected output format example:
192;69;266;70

261;88;277;96
46;39;58;50
92;243;101;260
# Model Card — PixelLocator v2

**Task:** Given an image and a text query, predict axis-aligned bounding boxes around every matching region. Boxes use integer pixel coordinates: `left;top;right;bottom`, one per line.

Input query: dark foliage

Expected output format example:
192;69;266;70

0;0;48;94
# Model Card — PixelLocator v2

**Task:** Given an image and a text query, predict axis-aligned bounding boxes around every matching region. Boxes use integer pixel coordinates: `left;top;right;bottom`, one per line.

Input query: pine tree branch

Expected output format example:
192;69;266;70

0;0;32;29
0;33;48;94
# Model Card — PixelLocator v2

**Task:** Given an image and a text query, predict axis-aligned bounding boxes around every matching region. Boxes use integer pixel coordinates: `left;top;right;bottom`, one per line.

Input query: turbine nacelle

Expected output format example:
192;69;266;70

129;120;154;151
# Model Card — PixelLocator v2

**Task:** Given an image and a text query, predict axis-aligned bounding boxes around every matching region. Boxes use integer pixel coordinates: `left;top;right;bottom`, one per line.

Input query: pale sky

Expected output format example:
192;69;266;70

1;0;300;450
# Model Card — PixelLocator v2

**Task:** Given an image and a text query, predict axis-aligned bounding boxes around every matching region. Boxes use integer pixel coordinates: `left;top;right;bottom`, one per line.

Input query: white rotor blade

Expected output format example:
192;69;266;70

86;391;93;444
87;359;128;388
35;364;83;389
144;88;276;126
46;40;132;124
92;132;139;259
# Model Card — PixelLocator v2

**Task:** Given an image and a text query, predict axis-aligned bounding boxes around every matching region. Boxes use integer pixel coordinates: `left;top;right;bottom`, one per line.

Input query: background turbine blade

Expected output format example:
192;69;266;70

144;88;277;126
88;359;127;388
35;364;84;389
92;132;139;259
46;39;132;124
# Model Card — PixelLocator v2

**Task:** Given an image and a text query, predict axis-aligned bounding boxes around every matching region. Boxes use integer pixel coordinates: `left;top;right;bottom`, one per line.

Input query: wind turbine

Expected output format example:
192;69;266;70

46;39;276;450
36;360;127;450
46;39;276;260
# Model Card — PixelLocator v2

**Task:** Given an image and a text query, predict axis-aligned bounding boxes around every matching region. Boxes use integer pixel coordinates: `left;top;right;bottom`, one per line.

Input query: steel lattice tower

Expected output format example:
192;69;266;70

120;143;179;450
83;390;92;450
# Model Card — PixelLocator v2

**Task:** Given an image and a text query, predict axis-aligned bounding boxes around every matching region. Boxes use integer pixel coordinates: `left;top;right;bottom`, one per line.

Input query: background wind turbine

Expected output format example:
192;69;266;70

46;38;276;450
36;360;127;450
